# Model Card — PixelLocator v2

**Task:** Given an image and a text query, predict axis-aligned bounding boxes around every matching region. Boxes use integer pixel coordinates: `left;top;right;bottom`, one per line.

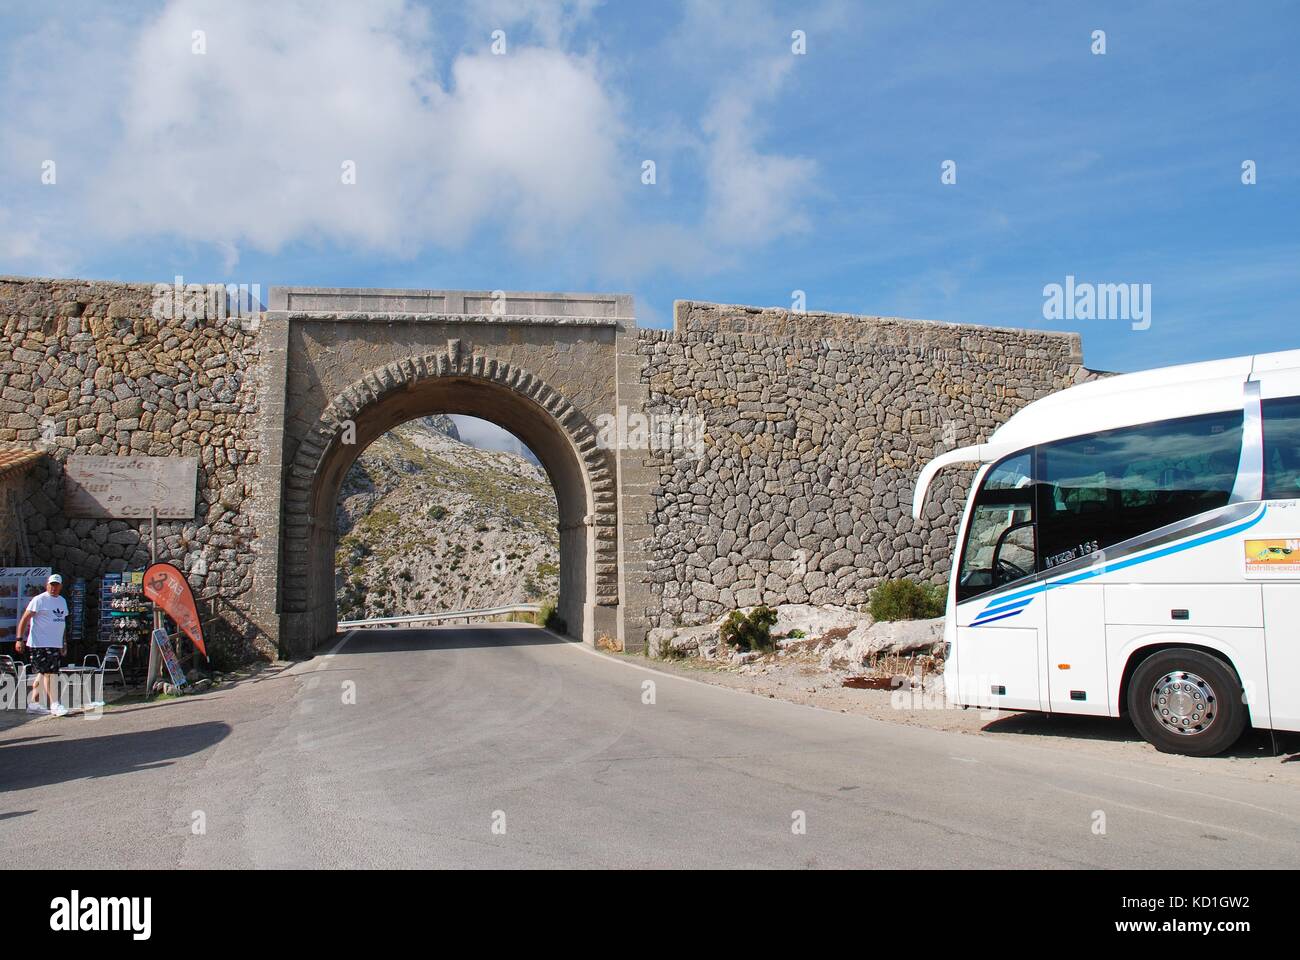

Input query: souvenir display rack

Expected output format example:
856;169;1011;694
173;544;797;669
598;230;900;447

99;572;151;675
67;577;88;645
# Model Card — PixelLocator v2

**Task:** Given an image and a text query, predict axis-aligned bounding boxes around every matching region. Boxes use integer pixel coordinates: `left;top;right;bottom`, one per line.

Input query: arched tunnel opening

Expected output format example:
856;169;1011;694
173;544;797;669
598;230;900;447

333;413;564;632
298;373;602;648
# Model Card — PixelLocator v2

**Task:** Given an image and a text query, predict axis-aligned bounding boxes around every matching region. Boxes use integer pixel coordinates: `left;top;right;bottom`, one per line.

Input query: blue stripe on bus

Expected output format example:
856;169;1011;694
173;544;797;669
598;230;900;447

969;608;1026;627
971;596;1034;624
963;504;1267;626
978;596;1033;615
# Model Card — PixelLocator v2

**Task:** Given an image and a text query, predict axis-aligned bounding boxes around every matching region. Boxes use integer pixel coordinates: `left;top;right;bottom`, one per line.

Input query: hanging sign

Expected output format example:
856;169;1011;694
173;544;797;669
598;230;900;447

65;456;198;519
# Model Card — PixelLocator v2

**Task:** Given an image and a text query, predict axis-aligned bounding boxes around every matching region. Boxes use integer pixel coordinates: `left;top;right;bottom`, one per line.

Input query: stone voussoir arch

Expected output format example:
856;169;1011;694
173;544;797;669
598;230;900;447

279;341;621;632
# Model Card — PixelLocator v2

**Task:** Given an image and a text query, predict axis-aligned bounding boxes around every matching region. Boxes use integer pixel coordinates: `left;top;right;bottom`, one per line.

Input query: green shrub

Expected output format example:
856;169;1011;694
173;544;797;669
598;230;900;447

534;598;567;635
869;579;946;621
719;605;779;652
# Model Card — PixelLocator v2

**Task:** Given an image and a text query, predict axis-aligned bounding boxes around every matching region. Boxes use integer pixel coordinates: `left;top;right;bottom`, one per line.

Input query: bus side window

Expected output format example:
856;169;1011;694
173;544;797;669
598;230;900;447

1263;396;1300;500
1036;410;1242;567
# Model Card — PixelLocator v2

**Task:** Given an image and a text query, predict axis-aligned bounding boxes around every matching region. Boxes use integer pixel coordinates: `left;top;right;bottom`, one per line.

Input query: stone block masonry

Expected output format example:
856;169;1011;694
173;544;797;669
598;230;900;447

0;276;271;662
625;301;1092;630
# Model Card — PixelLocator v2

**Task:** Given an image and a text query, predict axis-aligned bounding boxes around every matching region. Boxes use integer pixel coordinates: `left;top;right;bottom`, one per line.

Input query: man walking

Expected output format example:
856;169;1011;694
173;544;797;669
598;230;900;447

14;573;69;717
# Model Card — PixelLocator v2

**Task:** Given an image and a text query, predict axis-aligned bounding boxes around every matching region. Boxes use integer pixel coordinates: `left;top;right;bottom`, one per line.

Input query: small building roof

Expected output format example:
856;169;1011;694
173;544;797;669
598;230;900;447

0;446;45;481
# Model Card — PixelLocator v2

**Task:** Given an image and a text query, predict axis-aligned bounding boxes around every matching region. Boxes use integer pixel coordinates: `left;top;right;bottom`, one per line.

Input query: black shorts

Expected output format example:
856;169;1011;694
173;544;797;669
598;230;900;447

29;648;61;674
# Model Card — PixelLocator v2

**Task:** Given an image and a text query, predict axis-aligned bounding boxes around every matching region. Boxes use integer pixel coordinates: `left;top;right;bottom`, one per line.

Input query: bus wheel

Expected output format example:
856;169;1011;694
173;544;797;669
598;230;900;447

1128;649;1247;756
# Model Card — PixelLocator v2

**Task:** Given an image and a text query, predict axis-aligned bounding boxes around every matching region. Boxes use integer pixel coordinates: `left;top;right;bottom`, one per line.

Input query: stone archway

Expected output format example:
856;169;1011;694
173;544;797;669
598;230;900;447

279;341;618;653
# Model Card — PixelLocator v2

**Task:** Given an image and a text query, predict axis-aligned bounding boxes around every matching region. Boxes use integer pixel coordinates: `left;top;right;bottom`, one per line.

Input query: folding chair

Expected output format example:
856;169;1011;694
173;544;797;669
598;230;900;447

0;654;32;706
0;654;24;694
86;644;128;689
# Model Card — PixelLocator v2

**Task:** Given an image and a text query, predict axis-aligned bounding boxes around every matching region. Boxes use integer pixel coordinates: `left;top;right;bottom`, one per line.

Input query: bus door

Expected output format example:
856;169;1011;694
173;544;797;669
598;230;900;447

953;451;1044;712
1036;437;1112;716
1035;408;1250;717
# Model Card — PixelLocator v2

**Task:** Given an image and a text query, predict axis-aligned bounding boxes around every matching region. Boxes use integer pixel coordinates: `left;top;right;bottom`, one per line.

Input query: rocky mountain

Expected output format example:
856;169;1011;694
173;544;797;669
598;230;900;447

334;415;559;622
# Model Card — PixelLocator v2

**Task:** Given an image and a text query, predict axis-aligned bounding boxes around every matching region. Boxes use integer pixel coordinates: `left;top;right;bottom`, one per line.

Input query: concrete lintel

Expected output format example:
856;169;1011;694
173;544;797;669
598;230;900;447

269;287;634;319
265;310;619;329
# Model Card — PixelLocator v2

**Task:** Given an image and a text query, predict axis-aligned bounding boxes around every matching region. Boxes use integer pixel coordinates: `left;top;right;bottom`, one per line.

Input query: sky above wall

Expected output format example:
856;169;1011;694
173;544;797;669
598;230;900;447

0;0;1296;375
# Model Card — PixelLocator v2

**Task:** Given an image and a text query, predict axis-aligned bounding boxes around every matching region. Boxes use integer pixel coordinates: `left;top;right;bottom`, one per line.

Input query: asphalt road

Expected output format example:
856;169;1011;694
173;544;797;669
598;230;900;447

2;624;1298;868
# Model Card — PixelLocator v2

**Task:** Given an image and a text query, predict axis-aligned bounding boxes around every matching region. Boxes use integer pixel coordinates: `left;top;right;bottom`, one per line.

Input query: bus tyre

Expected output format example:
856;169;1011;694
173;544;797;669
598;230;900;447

1128;649;1247;757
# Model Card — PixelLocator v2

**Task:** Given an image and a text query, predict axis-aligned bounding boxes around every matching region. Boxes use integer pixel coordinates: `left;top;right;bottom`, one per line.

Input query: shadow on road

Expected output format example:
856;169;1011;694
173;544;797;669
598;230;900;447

329;624;570;655
0;721;231;792
981;711;1300;759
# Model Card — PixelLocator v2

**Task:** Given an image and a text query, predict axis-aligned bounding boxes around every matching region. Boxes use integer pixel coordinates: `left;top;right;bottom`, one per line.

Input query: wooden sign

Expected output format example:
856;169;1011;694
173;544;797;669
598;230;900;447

64;456;198;520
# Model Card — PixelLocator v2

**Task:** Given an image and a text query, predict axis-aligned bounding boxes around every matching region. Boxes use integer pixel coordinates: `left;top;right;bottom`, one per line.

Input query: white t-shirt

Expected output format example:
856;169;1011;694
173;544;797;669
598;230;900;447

24;592;68;648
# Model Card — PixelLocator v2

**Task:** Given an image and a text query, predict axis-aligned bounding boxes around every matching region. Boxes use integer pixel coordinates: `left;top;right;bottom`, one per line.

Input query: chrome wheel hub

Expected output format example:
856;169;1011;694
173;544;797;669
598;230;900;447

1150;671;1217;736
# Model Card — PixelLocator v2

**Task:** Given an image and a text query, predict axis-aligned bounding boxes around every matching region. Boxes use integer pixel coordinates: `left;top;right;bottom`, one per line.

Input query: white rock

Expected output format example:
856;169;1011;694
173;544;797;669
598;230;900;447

768;603;867;640
820;617;945;669
646;627;677;659
669;624;717;654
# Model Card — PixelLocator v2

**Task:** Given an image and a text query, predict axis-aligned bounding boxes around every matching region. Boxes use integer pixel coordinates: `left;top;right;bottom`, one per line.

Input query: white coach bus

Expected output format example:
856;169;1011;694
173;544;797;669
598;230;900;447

912;349;1300;755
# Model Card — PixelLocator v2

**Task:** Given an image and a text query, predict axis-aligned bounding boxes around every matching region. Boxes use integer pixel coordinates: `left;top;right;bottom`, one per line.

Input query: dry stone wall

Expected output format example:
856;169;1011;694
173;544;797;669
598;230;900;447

0;276;269;662
631;302;1089;629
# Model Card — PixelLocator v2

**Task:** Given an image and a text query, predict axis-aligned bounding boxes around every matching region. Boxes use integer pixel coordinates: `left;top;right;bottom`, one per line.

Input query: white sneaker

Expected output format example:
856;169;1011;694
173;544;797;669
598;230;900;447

49;702;69;717
26;701;49;714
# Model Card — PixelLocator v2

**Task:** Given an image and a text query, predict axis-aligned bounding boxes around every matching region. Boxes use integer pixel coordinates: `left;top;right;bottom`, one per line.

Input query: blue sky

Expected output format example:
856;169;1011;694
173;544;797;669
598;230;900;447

1;0;1296;373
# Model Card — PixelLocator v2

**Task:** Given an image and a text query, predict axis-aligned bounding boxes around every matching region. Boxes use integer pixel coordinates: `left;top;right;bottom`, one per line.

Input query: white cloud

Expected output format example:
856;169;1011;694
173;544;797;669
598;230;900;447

465;0;601;47
0;0;623;270
0;0;822;279
669;0;823;245
702;59;816;239
433;47;624;253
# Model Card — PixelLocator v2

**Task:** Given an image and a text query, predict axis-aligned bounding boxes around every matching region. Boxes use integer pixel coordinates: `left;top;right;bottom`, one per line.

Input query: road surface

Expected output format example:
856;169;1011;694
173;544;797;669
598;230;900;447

2;624;1297;868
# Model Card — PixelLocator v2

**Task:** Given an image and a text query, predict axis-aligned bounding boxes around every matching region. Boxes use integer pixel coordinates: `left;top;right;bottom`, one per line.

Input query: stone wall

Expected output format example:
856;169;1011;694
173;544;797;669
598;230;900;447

0;277;270;663
0;277;1093;659
628;301;1088;629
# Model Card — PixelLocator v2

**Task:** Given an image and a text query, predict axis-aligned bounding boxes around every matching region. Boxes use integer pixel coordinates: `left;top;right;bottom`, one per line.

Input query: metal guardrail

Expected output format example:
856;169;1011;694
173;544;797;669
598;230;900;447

337;604;543;629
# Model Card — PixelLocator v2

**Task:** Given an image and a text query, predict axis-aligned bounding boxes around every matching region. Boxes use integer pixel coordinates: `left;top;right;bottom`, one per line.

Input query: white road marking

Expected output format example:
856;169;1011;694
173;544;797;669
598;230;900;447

315;629;356;671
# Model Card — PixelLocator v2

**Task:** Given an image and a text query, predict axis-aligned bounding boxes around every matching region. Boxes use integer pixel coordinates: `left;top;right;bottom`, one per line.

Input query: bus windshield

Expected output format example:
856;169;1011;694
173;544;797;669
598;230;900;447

957;452;1037;603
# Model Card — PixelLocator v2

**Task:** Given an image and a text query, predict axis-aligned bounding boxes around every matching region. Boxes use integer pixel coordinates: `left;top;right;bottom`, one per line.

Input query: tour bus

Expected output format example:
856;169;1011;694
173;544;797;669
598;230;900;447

912;349;1300;755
